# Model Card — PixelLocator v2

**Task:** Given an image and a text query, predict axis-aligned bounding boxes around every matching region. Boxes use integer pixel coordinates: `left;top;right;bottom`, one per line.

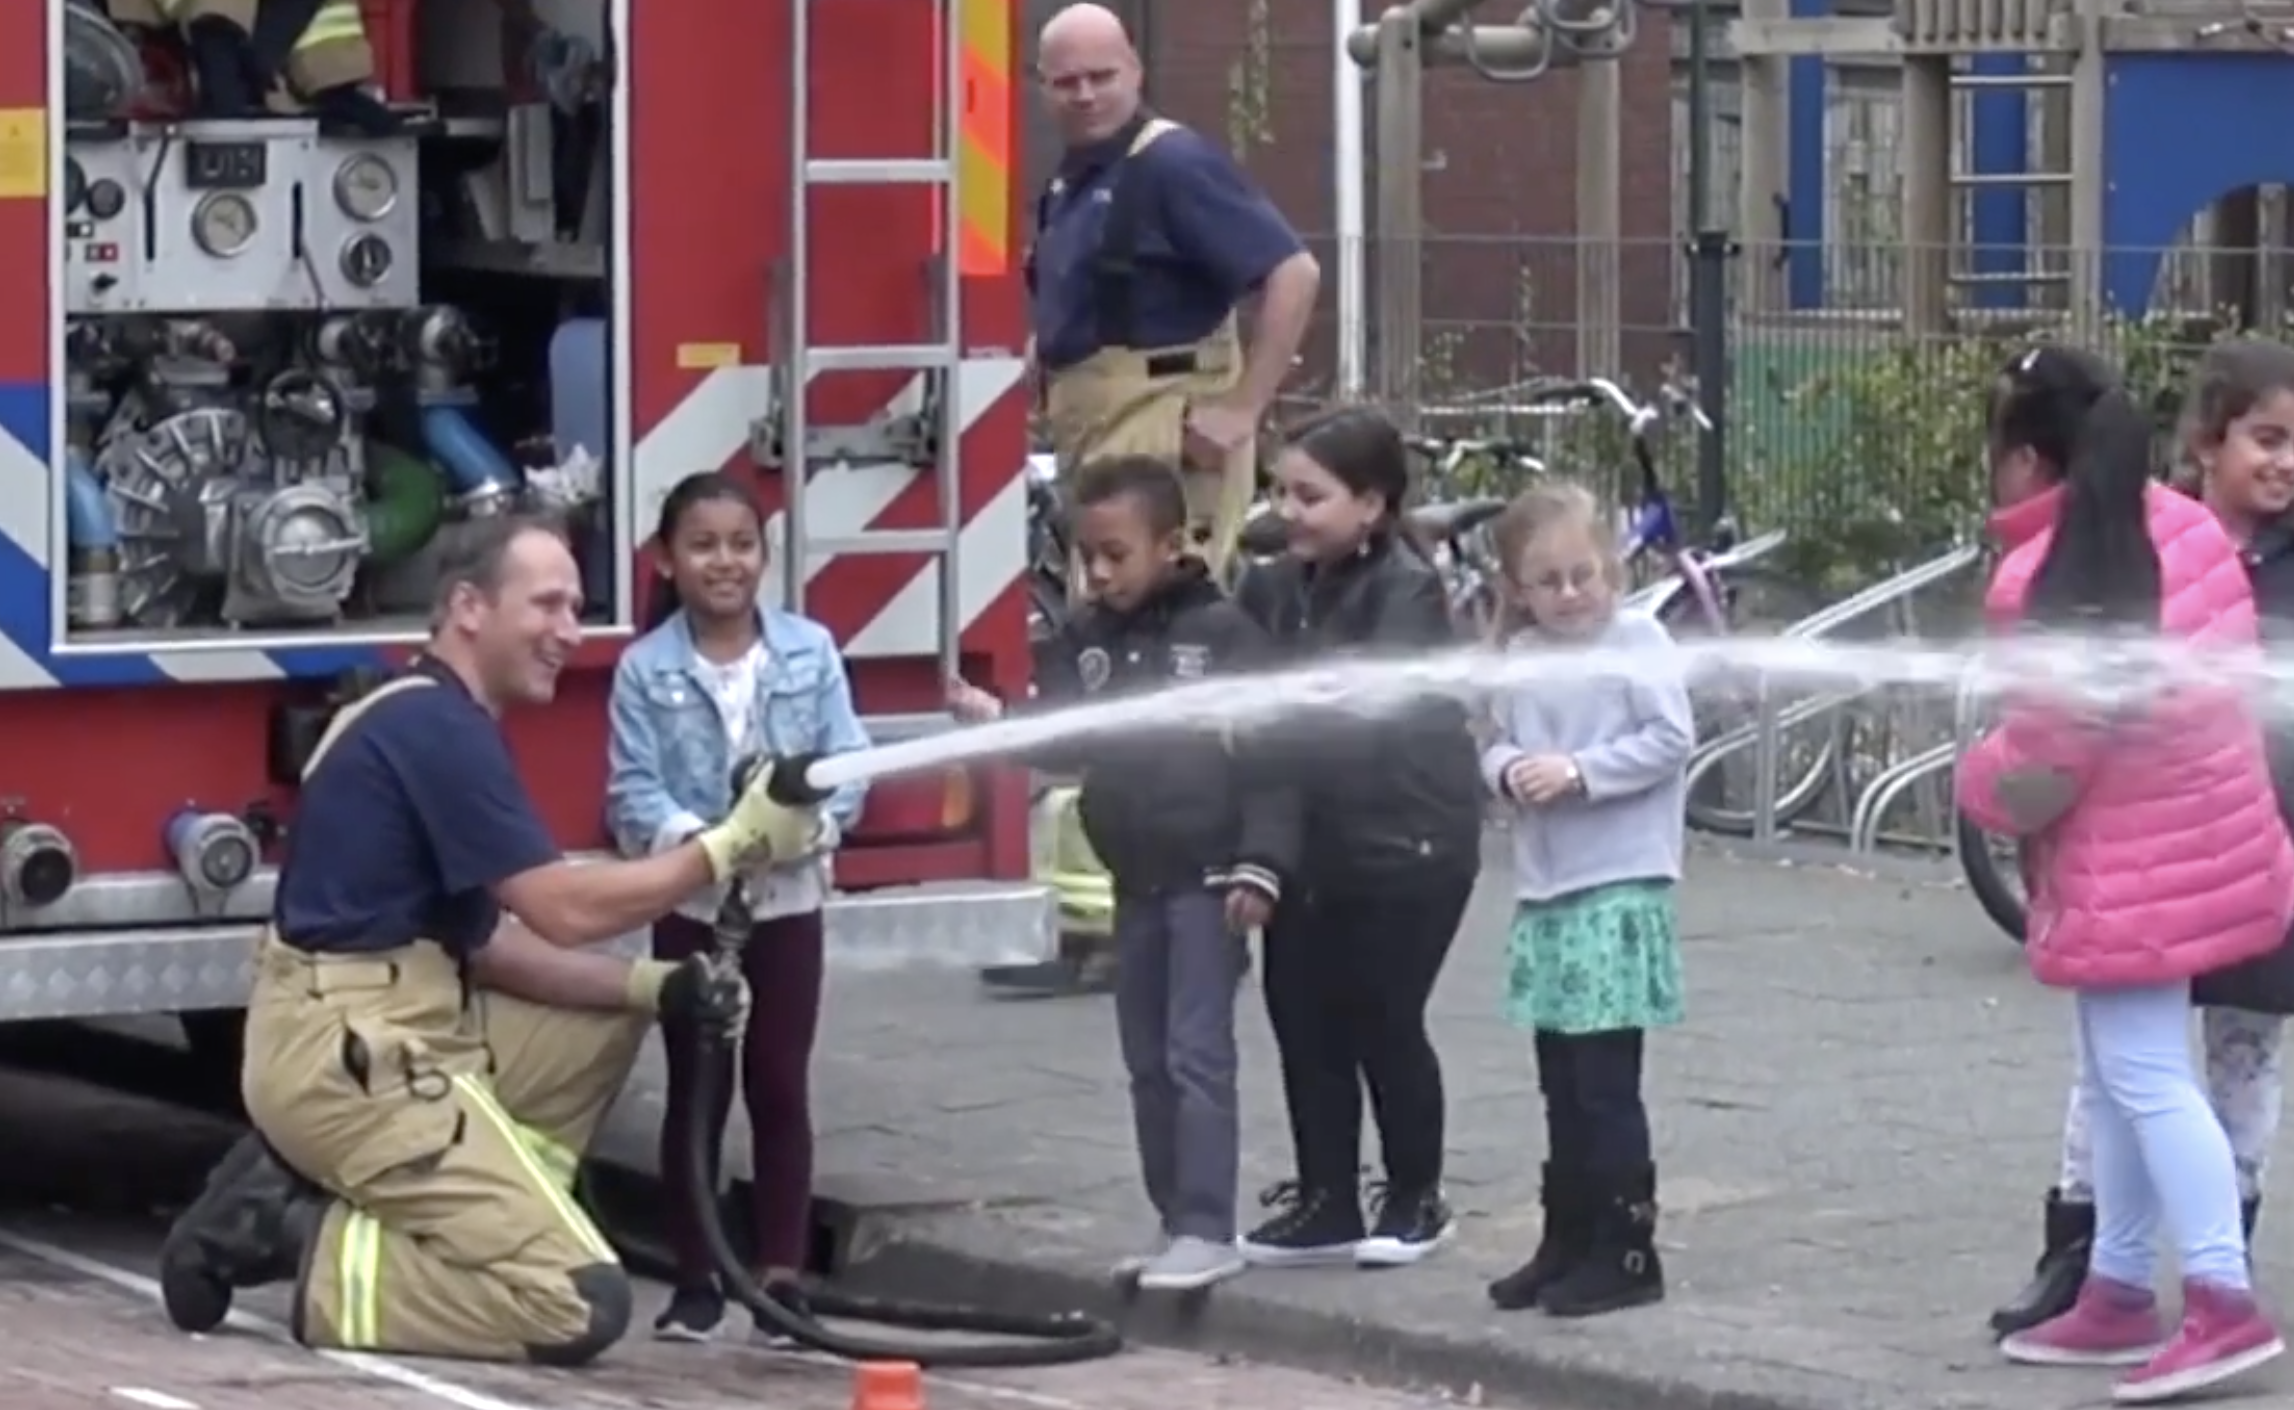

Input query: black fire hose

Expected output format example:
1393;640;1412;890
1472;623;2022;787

670;755;1125;1367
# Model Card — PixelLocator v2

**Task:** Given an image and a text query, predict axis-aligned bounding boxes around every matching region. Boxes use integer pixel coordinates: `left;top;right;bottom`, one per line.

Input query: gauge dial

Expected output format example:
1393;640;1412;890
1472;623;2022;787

86;177;124;220
64;158;85;215
332;154;398;221
340;234;392;287
192;191;257;257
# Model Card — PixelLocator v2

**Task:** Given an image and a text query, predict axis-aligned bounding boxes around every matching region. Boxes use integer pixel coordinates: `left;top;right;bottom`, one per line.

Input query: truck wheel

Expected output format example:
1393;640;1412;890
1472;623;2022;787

178;1009;247;1112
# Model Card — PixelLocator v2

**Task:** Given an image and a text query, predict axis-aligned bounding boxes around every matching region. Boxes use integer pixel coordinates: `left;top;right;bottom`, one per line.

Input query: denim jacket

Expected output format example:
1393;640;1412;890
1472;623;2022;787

605;608;872;898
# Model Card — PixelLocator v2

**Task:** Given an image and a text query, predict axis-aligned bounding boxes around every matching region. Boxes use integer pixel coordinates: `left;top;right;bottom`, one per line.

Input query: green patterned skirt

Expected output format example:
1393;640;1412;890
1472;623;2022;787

1504;880;1685;1034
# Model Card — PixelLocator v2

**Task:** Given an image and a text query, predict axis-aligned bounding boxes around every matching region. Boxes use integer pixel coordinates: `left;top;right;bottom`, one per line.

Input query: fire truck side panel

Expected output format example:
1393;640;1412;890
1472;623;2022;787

0;0;1049;1023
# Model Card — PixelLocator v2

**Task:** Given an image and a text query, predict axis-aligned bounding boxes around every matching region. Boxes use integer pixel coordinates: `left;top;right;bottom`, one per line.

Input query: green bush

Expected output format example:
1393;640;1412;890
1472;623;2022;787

1726;314;2235;589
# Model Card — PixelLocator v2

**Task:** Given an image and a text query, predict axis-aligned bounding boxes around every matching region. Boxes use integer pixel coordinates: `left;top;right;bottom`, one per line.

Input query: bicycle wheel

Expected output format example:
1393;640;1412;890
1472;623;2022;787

1952;664;2027;943
1664;565;1842;835
1956;810;2027;943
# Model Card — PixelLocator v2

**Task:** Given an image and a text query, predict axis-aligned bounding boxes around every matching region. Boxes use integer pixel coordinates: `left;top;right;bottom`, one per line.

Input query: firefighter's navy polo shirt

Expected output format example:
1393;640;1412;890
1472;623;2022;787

272;662;559;957
1029;120;1304;372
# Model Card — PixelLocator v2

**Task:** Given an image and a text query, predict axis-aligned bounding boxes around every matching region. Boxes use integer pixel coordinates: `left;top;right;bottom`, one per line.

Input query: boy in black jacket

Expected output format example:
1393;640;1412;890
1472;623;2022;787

950;455;1298;1291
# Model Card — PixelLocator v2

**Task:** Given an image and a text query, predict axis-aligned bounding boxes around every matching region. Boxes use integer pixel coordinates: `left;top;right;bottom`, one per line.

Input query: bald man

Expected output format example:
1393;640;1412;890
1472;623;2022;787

1027;3;1317;590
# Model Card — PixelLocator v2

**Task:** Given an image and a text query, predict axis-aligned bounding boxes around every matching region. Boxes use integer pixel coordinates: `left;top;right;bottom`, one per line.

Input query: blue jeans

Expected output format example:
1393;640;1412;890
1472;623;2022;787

2077;982;2251;1289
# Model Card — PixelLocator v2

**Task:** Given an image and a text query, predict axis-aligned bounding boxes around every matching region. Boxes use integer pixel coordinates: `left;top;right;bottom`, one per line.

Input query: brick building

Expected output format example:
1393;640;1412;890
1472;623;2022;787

1019;0;1680;393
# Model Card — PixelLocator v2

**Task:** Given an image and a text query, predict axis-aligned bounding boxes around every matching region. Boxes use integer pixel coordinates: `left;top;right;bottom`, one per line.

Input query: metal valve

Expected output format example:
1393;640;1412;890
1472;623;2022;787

166;809;260;894
0;820;77;908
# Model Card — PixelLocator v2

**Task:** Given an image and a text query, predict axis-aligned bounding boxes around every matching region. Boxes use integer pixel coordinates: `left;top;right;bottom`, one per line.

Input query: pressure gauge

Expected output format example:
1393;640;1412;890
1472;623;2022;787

192;191;257;257
332;153;397;221
340;233;392;287
86;177;124;220
64;157;85;215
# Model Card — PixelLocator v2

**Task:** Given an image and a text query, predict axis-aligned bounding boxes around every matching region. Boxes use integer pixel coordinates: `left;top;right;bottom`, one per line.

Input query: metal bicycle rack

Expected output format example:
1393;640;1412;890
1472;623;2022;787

1685;544;1984;845
1844;658;1997;852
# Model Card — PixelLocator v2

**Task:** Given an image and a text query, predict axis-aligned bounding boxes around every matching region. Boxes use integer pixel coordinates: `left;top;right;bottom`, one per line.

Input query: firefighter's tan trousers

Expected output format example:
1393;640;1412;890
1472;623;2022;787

243;933;651;1363
117;0;374;98
1043;322;1257;592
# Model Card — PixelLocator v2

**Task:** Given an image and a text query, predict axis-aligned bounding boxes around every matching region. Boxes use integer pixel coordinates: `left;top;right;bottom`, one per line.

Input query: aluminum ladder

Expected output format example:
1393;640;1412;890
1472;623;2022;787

776;0;968;721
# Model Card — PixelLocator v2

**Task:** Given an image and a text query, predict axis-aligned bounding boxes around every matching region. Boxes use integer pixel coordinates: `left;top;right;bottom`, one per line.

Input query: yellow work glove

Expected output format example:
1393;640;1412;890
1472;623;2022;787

696;762;824;881
625;955;751;1034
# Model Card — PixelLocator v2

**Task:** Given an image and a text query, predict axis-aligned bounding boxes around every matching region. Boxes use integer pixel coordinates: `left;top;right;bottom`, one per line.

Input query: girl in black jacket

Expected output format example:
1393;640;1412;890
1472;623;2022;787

1234;407;1484;1269
1992;337;2294;1337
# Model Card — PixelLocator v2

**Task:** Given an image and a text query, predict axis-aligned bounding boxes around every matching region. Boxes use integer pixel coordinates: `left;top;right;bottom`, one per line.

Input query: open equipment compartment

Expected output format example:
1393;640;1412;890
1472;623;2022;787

50;0;633;655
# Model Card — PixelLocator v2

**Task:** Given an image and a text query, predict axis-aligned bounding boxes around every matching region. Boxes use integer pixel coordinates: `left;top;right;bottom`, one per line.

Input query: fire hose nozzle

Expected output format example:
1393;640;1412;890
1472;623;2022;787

728;753;834;809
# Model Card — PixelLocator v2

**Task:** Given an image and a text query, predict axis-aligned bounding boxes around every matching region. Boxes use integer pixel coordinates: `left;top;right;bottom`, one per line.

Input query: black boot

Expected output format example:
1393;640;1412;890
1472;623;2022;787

311;86;403;137
2244;1197;2261;1266
1489;1162;1591;1310
1987;1188;2092;1338
1538;1164;1664;1318
184;18;262;118
158;1134;325;1334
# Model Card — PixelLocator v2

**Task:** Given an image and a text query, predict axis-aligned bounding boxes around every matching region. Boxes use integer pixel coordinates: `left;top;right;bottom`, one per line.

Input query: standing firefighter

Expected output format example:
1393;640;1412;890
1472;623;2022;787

157;516;827;1366
1028;2;1318;585
104;0;396;131
999;2;1317;1000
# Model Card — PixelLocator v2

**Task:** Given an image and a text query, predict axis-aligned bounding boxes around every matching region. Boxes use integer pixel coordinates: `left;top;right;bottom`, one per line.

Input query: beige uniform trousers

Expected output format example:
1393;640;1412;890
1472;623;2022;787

243;676;649;1362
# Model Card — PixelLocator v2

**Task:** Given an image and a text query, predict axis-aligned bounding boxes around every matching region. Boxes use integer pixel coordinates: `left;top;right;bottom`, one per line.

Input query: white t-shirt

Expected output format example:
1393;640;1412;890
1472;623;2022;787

676;641;829;923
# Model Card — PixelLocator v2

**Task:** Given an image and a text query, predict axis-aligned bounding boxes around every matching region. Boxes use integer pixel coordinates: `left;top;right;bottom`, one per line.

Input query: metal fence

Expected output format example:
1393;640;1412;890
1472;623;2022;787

1285;235;2270;590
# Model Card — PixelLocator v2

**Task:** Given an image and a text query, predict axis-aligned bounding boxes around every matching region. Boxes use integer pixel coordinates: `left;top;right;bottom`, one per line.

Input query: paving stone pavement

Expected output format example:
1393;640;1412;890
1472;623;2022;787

590;840;2294;1410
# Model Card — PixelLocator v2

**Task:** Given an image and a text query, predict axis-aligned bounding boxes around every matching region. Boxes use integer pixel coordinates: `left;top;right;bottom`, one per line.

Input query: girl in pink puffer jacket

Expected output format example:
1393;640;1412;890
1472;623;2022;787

1960;346;2294;1401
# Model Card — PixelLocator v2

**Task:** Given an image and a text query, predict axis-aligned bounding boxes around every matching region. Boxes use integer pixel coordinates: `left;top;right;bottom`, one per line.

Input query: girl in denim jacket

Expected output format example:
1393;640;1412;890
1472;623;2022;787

605;471;871;1343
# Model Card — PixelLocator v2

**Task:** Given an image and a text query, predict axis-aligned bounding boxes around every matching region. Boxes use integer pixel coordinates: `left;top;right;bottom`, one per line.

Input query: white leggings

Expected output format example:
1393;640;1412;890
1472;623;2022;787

2061;1006;2287;1204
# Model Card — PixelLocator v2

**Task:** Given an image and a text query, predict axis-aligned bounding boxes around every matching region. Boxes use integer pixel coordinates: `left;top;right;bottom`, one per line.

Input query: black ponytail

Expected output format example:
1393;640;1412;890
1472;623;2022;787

2024;387;2163;630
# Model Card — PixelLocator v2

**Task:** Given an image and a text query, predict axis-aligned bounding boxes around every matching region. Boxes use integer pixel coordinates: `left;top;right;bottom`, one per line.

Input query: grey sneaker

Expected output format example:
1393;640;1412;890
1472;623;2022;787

1137;1235;1245;1292
1112;1235;1170;1282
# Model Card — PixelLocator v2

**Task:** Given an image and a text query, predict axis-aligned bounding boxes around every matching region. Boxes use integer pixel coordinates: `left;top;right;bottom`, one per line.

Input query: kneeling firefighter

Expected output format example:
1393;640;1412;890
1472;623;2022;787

157;517;824;1366
103;0;397;132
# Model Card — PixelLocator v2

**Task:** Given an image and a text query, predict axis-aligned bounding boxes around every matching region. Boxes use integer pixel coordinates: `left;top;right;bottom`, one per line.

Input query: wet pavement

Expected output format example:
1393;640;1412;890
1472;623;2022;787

586;839;2294;1410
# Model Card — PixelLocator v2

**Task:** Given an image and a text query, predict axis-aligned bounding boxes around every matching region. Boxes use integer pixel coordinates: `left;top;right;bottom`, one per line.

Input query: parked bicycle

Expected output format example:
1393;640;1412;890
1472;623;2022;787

1401;433;1547;633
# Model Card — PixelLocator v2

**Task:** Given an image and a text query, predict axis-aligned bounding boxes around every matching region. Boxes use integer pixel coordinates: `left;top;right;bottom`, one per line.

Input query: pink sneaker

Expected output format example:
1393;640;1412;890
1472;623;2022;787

2111;1280;2284;1404
2001;1276;2167;1367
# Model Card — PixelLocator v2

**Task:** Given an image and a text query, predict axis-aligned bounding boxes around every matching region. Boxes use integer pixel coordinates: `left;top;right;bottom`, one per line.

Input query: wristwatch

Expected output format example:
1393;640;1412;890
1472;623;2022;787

1563;757;1585;797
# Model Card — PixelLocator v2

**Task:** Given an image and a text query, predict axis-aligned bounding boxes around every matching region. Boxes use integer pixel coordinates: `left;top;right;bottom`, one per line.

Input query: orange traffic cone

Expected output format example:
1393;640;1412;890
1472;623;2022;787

852;1360;924;1410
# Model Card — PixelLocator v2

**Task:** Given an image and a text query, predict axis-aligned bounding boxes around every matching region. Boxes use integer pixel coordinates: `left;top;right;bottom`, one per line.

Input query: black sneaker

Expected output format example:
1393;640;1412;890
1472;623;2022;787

1237;1181;1365;1267
1357;1182;1455;1267
652;1283;725;1342
749;1278;811;1349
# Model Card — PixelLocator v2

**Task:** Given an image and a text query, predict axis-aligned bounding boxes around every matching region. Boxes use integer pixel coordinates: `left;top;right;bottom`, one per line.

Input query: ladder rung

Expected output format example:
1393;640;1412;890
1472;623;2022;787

1951;172;2073;186
805;158;955;186
804;344;960;374
805;530;955;557
1951;271;2074;284
860;712;955;743
1951;73;2072;88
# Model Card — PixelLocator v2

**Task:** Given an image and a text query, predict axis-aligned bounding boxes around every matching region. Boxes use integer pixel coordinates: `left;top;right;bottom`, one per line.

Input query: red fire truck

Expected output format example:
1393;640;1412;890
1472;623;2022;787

0;0;1047;1070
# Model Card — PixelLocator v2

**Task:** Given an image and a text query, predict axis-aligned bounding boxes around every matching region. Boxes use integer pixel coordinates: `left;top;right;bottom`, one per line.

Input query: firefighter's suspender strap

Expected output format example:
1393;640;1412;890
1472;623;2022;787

302;675;437;782
1091;119;1177;352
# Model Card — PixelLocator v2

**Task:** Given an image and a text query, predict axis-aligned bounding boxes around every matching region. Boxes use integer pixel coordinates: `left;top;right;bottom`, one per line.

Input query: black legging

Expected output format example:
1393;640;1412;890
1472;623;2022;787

1262;867;1476;1195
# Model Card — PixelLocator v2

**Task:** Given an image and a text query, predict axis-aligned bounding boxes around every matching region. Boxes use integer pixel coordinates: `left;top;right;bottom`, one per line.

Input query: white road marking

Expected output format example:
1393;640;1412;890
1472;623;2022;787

0;1229;545;1410
110;1390;202;1410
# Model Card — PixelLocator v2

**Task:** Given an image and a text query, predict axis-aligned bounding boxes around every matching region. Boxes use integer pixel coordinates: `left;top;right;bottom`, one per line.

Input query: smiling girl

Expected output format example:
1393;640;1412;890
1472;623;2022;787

605;471;872;1343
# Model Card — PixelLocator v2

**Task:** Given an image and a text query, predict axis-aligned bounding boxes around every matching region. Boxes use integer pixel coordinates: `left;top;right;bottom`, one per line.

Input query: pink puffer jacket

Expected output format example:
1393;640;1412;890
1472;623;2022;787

1957;482;2294;989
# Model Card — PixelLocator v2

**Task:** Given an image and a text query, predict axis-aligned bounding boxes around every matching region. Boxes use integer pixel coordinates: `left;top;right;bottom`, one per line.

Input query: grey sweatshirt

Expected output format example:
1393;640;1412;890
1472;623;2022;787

1479;609;1698;902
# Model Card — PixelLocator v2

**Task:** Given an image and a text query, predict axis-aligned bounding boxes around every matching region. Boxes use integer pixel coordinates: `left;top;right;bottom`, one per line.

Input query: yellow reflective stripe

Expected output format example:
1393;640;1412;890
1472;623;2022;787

450;1074;613;1261
956;0;1012;275
515;1125;580;1191
334;1207;383;1348
298;0;366;49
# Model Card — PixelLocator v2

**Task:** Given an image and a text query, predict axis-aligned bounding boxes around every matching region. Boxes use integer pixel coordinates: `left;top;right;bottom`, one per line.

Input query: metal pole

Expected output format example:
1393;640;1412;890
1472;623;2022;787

1371;8;1423;430
1684;0;1730;535
1334;0;1368;399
